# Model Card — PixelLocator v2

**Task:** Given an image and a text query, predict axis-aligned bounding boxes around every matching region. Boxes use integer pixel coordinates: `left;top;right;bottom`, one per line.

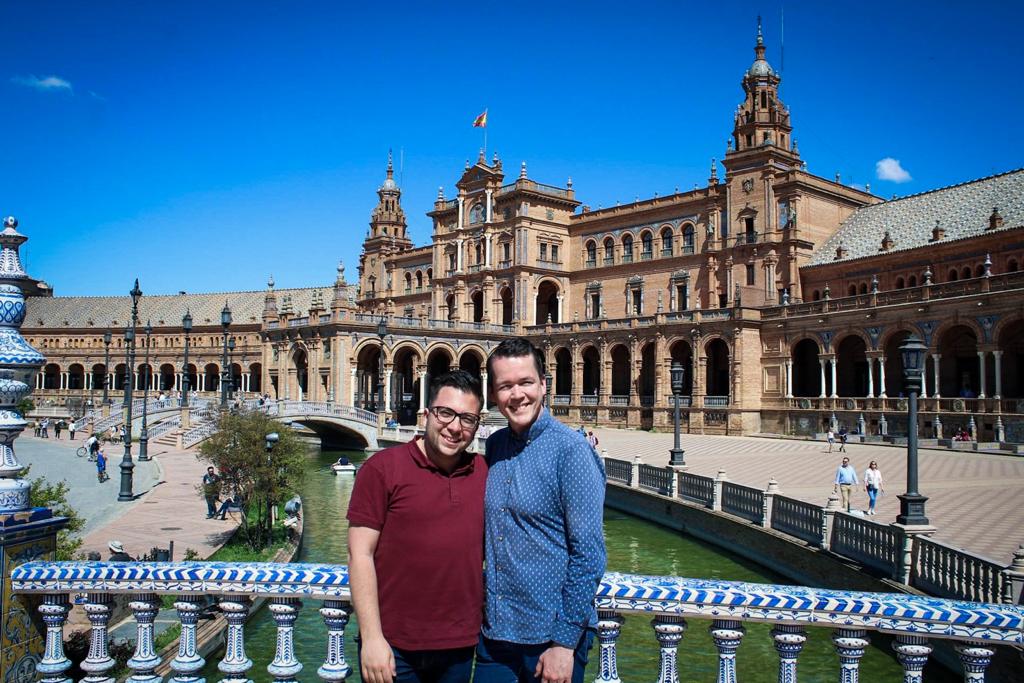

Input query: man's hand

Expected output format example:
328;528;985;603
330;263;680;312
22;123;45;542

534;644;574;683
359;634;396;683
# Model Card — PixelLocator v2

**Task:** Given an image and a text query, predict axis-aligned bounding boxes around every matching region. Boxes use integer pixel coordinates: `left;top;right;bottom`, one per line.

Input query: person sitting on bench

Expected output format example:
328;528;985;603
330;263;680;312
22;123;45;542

214;496;242;520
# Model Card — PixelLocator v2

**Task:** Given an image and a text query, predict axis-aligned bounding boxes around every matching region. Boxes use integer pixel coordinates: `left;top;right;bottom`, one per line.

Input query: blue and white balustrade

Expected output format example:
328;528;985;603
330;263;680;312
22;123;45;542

11;561;1023;682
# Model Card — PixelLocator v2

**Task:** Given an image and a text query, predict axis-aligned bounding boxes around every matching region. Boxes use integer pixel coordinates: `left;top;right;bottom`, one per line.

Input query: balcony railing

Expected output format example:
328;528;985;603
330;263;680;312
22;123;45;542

11;560;1020;683
585;259;597;268
603;257;615;266
498;259;512;269
704;395;729;407
552;395;571;405
581;395;599;405
661;248;673;257
609;395;629;406
622;253;634;264
640;251;652;261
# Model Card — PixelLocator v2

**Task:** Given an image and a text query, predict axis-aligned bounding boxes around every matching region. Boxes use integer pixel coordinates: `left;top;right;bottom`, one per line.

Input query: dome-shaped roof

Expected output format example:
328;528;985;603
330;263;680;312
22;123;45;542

380;177;398;191
748;58;776;78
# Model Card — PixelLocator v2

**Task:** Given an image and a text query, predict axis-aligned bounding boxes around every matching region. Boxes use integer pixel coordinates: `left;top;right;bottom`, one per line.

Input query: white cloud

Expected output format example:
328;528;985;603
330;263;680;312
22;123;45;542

876;157;911;183
10;74;73;93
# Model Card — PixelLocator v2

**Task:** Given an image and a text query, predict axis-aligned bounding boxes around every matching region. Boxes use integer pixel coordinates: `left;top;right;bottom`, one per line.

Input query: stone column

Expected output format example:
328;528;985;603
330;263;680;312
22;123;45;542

878;357;887;398
479;370;488;411
349;367;357;406
993;350;1002;398
931;354;941;399
384;368;393;412
830;358;838;398
818;359;827;399
485;234;492;267
785;360;793;398
866;357;875;398
456;239;464;273
457;197;464;228
485;189;493;223
977;351;987;399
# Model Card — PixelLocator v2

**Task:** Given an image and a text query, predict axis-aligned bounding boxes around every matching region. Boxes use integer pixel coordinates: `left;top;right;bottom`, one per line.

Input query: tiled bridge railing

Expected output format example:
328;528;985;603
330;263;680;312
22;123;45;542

11;561;1024;682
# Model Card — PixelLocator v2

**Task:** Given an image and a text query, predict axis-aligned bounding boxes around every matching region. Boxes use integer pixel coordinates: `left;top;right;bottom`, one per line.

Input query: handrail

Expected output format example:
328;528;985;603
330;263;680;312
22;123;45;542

11;560;1020;683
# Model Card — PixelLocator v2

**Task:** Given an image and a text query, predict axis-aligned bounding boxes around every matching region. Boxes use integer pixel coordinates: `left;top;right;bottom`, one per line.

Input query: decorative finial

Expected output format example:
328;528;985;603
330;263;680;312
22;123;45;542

492;151;499;165
989;206;1004;230
3;216;17;230
823;282;831;299
478;148;485;163
437;186;444;200
871;274;879;293
387;148;394;175
923;267;932;285
520;161;527;179
465;159;470;170
710;158;718;181
781;288;790;306
268;275;275;290
984;253;992;277
337;260;345;281
567;176;573;189
756;15;764;45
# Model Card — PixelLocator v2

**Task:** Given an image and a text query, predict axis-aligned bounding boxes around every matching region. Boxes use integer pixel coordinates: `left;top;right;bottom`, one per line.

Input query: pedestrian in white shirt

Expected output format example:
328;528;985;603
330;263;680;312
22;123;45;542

863;461;884;515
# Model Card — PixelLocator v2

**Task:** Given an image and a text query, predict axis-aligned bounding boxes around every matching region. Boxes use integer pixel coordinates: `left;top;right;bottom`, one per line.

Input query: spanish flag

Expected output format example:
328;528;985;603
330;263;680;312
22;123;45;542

472;109;488;128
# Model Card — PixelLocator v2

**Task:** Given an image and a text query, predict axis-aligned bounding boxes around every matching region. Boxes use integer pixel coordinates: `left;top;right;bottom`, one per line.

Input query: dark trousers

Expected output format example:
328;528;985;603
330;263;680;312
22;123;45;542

474;631;594;683
205;496;217;517
356;636;473;683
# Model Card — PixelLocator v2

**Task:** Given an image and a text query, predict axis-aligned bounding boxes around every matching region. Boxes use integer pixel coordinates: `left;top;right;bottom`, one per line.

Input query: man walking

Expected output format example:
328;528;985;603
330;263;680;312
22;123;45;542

833;456;858;512
347;369;486;683
202;467;220;519
478;338;606;683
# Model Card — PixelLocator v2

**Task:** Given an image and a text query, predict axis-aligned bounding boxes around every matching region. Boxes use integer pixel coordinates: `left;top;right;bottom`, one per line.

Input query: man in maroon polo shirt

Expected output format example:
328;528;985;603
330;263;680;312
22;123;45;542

347;369;486;683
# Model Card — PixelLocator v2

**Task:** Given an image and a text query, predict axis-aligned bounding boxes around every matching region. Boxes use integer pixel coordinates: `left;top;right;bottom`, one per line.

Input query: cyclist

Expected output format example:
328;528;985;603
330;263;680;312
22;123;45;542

85;434;100;461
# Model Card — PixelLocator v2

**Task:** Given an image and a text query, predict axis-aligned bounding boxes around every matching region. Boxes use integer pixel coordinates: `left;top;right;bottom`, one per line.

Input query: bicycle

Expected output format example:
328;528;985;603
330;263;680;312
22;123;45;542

76;446;88;457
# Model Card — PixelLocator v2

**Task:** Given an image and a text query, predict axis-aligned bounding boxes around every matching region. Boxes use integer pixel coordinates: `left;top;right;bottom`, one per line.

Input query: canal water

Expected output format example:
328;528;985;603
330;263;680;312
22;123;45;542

200;447;955;682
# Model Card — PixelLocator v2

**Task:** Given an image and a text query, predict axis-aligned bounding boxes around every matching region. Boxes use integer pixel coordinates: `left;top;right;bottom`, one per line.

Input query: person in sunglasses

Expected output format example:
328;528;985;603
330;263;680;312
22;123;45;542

347;369;486;683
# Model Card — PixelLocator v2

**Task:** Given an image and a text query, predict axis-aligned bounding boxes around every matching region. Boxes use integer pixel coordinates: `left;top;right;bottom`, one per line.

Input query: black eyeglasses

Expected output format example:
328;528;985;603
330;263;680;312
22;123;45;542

429;406;481;429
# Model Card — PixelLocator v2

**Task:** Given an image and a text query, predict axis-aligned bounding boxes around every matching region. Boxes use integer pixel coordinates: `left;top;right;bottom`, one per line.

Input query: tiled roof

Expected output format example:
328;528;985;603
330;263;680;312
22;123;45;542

22;285;353;330
809;169;1024;266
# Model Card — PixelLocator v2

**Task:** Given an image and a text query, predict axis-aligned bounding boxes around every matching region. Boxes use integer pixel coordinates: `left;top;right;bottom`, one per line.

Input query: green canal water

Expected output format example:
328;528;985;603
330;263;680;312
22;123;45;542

200;447;956;682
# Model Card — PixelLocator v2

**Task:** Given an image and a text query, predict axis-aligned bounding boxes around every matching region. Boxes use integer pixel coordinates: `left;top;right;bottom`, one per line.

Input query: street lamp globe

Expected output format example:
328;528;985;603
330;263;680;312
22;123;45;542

265;432;280;452
182;310;193;333
221;302;232;328
377;317;387;339
900;335;927;383
130;279;142;308
103;329;112;345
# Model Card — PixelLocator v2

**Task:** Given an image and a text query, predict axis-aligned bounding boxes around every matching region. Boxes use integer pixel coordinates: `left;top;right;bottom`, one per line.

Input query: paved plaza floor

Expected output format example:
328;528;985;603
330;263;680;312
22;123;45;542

19;433;235;561
592;428;1024;564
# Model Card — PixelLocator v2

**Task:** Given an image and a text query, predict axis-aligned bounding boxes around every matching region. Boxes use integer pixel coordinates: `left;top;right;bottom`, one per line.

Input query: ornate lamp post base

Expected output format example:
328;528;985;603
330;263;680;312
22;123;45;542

896;493;930;527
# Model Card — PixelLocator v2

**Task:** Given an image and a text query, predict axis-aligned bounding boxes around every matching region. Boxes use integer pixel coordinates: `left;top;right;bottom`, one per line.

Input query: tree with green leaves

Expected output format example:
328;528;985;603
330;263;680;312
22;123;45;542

197;410;306;549
27;472;85;560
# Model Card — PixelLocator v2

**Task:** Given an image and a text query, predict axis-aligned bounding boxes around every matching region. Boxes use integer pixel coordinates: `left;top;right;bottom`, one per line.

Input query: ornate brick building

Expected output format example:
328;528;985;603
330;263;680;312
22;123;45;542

20;26;1024;442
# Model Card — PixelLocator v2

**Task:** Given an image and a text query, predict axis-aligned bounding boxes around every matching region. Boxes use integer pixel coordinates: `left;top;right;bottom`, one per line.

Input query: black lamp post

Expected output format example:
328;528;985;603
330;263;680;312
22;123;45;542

544;371;553;408
181;310;192;408
102;329;112;406
119;279;142;502
138;320;153;461
896;335;929;526
376;317;387;414
669;361;686;467
220;302;232;409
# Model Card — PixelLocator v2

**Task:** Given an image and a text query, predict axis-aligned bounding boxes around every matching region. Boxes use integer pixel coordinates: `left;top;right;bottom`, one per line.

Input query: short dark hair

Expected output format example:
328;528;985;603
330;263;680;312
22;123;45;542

427;369;483;409
486;337;545;387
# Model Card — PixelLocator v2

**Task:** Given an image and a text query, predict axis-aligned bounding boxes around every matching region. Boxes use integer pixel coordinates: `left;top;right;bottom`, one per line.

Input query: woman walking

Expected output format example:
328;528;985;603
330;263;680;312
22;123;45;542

863;460;883;515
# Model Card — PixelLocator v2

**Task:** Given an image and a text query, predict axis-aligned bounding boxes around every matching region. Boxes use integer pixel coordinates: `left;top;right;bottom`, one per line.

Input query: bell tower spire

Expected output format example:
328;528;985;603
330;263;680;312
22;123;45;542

725;18;799;164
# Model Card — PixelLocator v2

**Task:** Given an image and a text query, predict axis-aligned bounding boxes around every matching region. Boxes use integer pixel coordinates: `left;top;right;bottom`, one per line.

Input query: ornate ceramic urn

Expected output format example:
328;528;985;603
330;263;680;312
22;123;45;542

0;216;45;512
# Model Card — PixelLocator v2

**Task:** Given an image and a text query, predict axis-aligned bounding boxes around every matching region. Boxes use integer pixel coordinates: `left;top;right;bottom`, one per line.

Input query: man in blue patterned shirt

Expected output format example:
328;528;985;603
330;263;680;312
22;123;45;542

476;338;606;683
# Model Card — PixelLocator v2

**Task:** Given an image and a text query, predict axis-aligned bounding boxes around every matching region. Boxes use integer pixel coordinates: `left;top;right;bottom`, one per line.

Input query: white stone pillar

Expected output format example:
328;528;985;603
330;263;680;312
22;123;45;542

977;351;987;399
418;371;428;412
878;357;887;398
485;235;492;267
349;367;357;406
932;354;941;399
485;189;493;223
199;373;205;392
456;239;464;272
818;359;827;399
59;372;66;390
830;359;838;398
921;356;928;398
480;370;489;411
384;369;393;411
557;293;564;323
785;360;793;398
993;350;1003;398
866;357;875;398
457;197;464;228
243;373;250;392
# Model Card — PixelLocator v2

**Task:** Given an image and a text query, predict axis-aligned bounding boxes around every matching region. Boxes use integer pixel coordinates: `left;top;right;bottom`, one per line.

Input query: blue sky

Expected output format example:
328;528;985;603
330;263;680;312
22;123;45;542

2;1;1021;296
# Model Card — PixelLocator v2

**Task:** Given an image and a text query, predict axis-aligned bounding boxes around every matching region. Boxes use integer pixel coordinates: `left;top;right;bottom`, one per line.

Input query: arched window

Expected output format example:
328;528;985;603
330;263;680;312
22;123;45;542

416;271;423;289
641;232;653;259
585;240;597;266
404;272;412;292
622;235;634;263
895;277;905;289
1008;259;1020;273
908;275;917;287
682;224;695;253
426;268;433;281
848;284;857;296
603;237;615;265
975;264;985;277
859;283;868;295
660;227;674;256
961;267;971;280
948;269;958;281
812;290;821;301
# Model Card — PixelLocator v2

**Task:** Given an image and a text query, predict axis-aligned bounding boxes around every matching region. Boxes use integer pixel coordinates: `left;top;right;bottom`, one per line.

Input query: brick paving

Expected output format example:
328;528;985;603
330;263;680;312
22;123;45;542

593;428;1024;565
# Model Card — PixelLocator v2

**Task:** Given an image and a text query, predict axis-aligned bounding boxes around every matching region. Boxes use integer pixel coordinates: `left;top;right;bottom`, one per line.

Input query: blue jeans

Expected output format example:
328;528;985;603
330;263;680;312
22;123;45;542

356;637;473;683
474;631;595;683
867;486;879;510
